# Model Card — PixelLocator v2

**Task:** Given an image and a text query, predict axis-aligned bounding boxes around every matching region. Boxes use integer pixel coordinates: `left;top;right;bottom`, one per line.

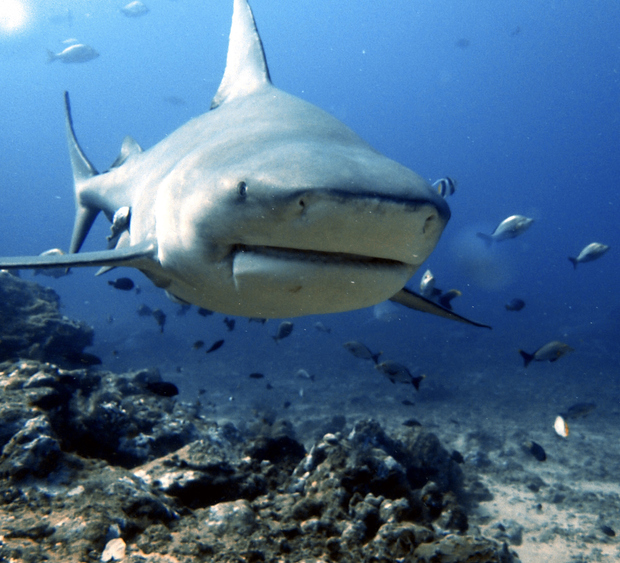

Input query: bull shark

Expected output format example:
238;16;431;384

0;0;489;328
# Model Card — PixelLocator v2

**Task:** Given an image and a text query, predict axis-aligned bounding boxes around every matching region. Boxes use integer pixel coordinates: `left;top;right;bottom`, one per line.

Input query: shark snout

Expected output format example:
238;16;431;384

249;188;449;267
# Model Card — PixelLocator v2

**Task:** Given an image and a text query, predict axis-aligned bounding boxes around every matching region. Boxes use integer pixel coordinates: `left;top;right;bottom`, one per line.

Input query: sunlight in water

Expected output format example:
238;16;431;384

0;0;31;35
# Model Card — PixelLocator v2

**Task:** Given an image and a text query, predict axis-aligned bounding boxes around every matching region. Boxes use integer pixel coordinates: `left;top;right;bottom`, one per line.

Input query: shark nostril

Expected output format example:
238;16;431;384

423;212;437;234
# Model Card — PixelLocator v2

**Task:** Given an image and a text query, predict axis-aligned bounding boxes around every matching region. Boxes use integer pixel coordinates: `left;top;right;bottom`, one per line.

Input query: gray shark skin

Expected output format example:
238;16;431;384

0;0;489;327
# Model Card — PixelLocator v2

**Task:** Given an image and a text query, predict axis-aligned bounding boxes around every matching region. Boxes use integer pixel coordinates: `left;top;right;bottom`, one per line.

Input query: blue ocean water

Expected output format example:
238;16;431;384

1;0;618;405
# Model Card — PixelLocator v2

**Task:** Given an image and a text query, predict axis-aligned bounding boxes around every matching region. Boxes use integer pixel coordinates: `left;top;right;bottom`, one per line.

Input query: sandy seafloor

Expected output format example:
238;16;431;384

72;292;620;563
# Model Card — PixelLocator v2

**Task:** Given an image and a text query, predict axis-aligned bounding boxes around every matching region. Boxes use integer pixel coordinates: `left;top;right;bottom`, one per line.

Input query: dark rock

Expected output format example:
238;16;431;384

0;272;94;365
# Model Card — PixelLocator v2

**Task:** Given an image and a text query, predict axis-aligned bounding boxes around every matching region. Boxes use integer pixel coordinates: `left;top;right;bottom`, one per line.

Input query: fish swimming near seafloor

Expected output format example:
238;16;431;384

343;341;382;364
568;242;609;269
519;340;574;367
477;215;534;245
46;44;99;64
375;361;425;390
0;0;488;329
273;321;294;343
505;298;525;311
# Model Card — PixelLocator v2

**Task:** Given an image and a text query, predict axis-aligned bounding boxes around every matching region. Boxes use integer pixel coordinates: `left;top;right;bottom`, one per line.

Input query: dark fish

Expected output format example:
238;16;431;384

192;340;205;350
519;341;574;367
176;304;191;316
223;317;236;331
197;307;213;317
402;418;421;428
265;383;273;390
510;26;521;37
451;450;464;464
248;317;267;324
137;304;153;316
283;401;291;409
343;341;381;364
455;38;470;49
273;321;294;342
438;289;461;310
108;277;135;290
249;372;265;379
600;525;616;537
146;381;179;397
505;298;525;311
152;308;166;333
401;399;415;407
561;402;596;420
375;361;425;390
526;441;546;462
206;339;224;353
62;351;102;366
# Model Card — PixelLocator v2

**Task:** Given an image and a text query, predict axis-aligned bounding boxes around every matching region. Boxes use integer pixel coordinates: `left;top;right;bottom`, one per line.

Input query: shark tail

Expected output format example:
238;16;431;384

568;257;578;269
46;50;57;63
64;91;101;255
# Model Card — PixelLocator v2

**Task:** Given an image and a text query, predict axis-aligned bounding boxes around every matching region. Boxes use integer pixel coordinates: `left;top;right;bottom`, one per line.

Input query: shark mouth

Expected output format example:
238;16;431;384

230;244;408;269
228;244;415;316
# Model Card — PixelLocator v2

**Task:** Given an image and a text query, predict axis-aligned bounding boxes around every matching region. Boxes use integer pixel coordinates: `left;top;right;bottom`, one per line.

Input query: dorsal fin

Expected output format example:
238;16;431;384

110;136;143;169
64;91;98;183
211;0;272;109
64;91;100;254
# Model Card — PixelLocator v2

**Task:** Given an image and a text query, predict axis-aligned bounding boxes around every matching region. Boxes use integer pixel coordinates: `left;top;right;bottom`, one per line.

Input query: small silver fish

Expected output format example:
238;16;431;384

343;341;381;364
477;215;534;245
121;1;150;17
46;44;99;64
273;321;294;342
519;340;574;367
419;269;439;299
432;177;457;198
568;242;609;269
33;249;71;278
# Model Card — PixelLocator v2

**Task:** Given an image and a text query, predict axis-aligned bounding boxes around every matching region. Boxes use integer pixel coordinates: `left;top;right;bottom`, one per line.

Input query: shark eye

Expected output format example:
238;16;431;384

237;181;247;199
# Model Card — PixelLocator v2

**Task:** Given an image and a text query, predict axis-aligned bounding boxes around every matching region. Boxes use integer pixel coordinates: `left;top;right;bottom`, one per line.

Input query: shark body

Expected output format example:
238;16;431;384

0;0;489;328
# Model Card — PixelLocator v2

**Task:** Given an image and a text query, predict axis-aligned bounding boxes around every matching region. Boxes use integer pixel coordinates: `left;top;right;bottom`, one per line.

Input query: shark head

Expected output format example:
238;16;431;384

151;83;449;317
0;0;461;322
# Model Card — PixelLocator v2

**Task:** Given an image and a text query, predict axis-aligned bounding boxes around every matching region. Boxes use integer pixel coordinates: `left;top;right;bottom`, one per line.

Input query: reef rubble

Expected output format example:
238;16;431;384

0;358;518;562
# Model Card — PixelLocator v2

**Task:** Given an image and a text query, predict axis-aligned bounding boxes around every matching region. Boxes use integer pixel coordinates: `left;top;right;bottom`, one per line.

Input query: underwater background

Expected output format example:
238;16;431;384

1;0;620;464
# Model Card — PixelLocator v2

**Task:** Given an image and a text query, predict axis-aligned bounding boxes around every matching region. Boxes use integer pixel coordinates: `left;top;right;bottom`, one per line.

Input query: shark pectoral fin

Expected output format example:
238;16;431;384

110;136;143;169
389;287;492;329
98;231;133;275
0;241;157;272
210;0;272;109
70;205;100;255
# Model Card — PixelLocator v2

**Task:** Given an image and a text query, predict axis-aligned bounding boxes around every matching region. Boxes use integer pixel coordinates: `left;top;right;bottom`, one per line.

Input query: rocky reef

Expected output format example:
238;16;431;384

0;273;519;562
0;358;518;562
0;271;94;365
